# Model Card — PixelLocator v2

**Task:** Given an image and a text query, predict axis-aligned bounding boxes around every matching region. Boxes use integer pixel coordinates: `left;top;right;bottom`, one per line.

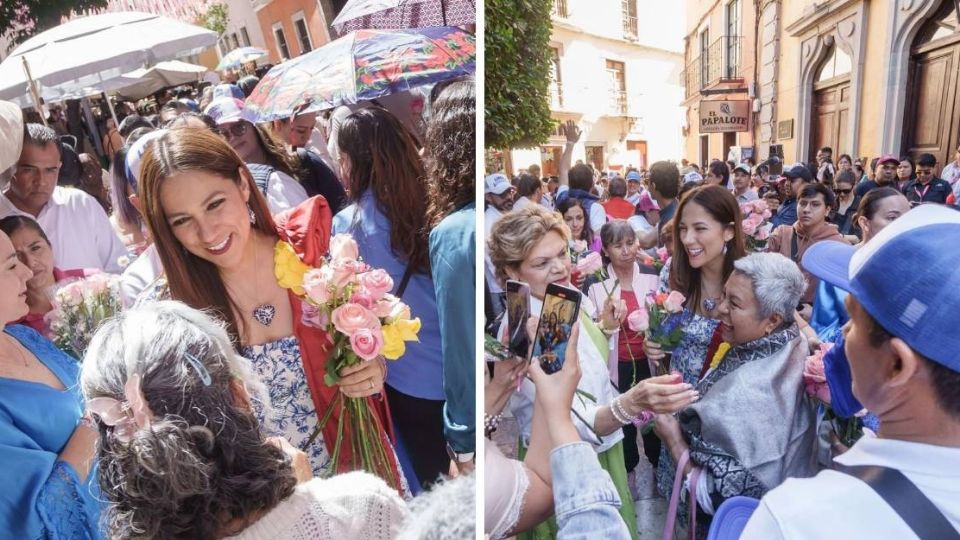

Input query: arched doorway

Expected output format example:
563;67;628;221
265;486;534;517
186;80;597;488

902;0;960;166
809;45;852;163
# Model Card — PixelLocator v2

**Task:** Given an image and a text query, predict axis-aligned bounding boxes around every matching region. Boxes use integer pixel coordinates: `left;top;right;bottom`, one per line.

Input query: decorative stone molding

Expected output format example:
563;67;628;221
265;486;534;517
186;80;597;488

758;1;780;147
880;0;941;155
793;5;866;162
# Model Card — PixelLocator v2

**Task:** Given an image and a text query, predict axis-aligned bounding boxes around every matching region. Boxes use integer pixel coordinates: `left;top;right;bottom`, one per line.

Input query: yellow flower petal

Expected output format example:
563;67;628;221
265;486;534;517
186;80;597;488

395;317;421;342
710;342;731;370
381;323;406;360
274;241;310;296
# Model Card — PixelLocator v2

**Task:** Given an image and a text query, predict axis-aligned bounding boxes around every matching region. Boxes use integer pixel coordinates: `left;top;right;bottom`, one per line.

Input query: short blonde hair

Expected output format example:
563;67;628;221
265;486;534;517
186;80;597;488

488;205;570;286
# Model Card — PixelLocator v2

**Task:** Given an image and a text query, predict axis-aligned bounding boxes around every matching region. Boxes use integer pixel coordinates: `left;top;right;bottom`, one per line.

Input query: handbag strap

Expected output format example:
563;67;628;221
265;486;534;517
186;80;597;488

790;229;800;263
837;464;960;539
663;449;690;540
395;264;414;299
688;466;702;540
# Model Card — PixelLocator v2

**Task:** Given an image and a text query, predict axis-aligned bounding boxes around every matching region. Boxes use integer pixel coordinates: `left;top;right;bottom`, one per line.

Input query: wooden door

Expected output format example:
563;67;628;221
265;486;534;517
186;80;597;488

627;140;647;168
810;79;851;162
540;146;562;176
902;39;960;165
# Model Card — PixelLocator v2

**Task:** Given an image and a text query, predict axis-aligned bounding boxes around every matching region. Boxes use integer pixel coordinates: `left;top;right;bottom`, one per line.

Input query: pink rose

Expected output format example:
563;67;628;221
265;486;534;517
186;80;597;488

371;299;395;318
627;308;649;332
330;259;359;288
761;209;772;220
742;214;764;236
349;327;383;361
331;303;380;336
663;290;686;313
803;343;835;403
360;269;394;300
303;269;333;304
754;224;771;241
656;247;669;261
301;302;329;329
330;234;359;262
575;251;603;274
350;288;377;309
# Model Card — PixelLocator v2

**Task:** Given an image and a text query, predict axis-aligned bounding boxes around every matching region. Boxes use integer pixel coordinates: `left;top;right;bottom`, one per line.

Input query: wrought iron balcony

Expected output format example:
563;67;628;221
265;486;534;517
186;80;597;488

680;35;743;98
552;0;568;18
607;89;628;115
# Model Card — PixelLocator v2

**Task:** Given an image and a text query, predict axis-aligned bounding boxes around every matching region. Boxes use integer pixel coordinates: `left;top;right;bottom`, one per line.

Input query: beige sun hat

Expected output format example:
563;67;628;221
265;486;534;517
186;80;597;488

0;101;24;173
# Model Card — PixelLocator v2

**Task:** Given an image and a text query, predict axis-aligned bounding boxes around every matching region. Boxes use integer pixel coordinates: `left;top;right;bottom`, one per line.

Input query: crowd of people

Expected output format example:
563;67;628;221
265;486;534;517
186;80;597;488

0;67;477;538
483;121;960;539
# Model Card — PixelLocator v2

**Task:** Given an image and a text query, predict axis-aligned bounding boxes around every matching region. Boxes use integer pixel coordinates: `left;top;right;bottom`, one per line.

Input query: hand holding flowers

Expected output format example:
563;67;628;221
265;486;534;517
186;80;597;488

46;273;122;360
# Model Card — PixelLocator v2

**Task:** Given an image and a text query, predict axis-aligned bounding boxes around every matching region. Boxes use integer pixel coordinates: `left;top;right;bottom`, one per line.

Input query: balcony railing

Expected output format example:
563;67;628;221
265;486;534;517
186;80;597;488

623;15;638;39
607;89;628;115
552;0;568;18
680;35;743;98
549;81;564;110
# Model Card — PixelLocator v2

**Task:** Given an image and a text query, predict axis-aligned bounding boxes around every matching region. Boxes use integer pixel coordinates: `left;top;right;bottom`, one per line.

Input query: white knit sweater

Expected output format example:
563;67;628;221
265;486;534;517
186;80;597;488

232;473;409;539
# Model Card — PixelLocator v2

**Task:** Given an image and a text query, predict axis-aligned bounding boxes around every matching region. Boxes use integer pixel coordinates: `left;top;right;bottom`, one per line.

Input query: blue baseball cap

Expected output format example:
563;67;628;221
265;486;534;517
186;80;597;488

626;171;642;182
802;205;960;372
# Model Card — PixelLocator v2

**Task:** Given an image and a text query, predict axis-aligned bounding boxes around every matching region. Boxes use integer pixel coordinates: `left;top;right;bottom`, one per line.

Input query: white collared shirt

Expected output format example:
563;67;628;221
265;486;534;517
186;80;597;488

0;187;128;273
742;436;960;539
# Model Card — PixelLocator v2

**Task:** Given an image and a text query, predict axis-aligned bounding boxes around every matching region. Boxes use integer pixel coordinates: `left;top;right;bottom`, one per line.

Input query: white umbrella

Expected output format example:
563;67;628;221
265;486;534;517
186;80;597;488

117;60;209;99
0;12;216;103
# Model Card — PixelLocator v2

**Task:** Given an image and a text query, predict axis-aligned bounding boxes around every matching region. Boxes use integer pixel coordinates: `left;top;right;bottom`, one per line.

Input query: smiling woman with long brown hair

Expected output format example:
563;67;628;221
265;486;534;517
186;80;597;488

332;106;446;492
136;127;402;489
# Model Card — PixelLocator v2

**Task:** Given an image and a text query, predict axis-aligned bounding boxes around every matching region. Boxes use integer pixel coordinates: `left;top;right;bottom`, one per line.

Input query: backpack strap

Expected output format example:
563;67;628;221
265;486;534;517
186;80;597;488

836;464;960;539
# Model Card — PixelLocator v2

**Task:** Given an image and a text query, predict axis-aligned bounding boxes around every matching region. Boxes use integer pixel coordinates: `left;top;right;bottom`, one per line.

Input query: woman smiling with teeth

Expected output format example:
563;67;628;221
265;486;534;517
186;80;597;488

641;185;747;501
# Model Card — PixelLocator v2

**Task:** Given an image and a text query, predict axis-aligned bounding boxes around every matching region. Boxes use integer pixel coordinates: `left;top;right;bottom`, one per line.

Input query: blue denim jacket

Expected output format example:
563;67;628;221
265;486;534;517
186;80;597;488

551;442;631;539
429;203;476;452
772;197;798;228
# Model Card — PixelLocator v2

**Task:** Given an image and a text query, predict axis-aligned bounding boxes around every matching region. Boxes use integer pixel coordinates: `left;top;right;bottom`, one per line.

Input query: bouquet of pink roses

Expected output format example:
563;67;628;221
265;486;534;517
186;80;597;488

46;273;122;360
627;290;689;375
803;342;864;447
638;246;669;273
740;199;773;252
279;233;420;490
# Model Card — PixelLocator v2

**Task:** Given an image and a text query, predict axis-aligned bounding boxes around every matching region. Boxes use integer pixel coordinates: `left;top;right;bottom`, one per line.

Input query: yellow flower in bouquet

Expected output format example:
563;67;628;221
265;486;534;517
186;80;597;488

274;241;310;295
381;317;421;360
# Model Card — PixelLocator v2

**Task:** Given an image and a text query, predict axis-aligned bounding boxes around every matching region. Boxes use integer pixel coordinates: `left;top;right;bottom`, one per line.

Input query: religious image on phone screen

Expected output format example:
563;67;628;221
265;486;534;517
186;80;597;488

533;293;578;375
506;284;530;358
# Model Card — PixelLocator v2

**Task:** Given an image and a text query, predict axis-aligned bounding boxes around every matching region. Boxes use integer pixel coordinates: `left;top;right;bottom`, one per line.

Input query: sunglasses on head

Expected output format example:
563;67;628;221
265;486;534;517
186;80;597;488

216;122;248;138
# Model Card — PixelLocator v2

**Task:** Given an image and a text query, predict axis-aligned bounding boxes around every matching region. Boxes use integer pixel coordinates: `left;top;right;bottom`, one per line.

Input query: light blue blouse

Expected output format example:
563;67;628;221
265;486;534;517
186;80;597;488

332;190;444;401
0;324;102;539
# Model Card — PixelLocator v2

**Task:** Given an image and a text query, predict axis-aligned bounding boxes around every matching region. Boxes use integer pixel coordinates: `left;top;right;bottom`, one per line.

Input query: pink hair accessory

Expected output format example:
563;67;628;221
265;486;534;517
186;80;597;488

86;373;154;443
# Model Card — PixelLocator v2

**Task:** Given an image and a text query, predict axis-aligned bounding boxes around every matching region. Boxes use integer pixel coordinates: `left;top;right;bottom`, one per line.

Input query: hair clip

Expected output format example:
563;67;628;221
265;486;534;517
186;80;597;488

184;352;212;386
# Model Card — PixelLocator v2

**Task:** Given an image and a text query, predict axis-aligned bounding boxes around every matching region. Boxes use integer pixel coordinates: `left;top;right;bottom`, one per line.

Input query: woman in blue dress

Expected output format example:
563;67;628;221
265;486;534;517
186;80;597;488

641;186;747;500
0;229;101;539
332;107;447;491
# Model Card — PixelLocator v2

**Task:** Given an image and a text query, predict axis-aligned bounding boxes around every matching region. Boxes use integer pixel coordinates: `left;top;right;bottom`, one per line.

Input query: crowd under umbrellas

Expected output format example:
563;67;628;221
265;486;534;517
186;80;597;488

0;2;476;538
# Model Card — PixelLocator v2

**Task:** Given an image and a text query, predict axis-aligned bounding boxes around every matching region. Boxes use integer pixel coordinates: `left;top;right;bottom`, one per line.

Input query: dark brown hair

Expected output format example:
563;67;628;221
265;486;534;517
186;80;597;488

669;185;746;312
138;128;278;345
425;79;475;226
338;107;431;274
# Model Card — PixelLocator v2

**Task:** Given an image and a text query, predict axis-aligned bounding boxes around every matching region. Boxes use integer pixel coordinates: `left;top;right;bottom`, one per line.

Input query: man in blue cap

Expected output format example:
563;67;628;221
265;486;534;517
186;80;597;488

625;170;643;206
742;204;960;539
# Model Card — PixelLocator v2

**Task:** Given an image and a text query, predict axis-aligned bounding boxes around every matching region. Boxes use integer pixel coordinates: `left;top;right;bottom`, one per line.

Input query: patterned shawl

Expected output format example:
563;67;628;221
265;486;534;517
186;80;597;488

679;324;818;498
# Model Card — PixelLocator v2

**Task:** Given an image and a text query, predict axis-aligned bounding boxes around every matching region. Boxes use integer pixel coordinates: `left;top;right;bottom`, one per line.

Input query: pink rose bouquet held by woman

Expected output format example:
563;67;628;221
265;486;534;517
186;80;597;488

277;233;421;487
641;290;691;375
803;342;864;447
46;273;122;360
740;199;774;251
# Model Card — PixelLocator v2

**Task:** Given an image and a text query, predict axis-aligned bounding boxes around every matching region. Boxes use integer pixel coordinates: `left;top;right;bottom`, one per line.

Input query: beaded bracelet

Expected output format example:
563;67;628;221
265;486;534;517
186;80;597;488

610;397;634;425
484;412;503;439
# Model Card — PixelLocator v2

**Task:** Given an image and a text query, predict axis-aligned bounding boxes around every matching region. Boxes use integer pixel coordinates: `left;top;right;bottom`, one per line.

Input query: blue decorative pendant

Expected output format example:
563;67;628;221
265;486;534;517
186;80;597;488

252;304;276;326
702;298;718;312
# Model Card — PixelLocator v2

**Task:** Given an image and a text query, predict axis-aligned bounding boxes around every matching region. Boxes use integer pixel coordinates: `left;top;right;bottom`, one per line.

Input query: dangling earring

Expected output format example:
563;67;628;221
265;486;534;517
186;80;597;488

248;206;256;225
722;242;728;256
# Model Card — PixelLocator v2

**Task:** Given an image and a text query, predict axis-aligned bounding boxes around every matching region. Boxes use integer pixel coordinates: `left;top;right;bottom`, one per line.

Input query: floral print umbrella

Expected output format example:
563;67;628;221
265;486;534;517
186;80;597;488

332;0;476;36
244;26;474;122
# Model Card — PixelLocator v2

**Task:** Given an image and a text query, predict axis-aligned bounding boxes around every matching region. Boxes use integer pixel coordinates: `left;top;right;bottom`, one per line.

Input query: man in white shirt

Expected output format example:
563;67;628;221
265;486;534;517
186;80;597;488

742;205;960;539
942;145;960;199
732;163;759;203
484;173;514;322
1;123;127;273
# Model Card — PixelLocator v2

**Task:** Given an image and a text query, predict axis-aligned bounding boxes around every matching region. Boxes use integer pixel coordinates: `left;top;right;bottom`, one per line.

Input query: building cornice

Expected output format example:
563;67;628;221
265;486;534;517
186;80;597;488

785;0;862;36
551;18;683;58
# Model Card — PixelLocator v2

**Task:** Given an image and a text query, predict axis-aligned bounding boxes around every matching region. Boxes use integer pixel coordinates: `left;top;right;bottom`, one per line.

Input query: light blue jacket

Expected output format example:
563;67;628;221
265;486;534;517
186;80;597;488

429;202;476;453
552;442;631;539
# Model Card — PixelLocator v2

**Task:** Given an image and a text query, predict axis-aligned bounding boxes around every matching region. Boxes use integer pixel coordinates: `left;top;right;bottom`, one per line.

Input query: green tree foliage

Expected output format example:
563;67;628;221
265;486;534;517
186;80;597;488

198;3;229;36
485;0;555;149
0;0;109;45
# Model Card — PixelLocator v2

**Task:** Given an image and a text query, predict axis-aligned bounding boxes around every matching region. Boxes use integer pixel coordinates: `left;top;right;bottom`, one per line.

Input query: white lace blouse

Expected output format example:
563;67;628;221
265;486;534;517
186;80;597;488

233;473;409;540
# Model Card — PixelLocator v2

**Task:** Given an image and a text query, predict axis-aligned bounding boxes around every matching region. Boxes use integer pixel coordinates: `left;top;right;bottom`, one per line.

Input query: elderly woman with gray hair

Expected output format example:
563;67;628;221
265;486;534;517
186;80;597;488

653;252;818;538
80;301;408;539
